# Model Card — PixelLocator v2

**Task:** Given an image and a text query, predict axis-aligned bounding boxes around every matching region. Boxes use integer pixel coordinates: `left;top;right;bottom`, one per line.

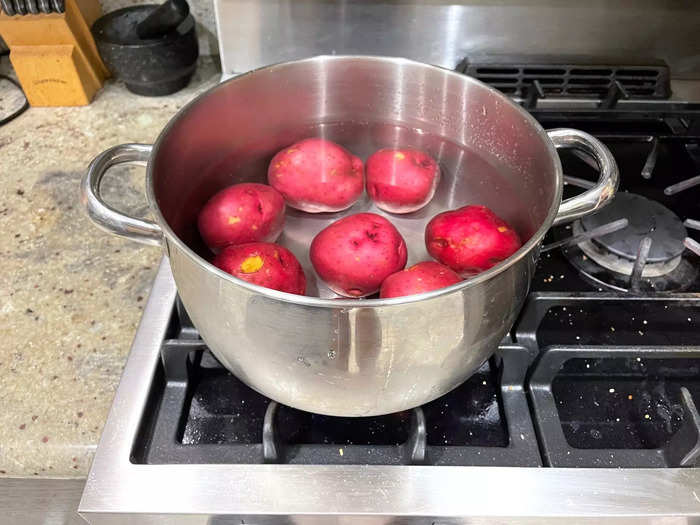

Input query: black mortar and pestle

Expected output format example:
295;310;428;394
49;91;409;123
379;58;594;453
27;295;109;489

92;0;199;96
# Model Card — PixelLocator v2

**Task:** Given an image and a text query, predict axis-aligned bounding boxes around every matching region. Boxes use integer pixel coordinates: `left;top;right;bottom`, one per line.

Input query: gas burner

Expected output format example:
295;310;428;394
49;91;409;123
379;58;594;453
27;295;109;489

558;193;697;292
580;193;686;270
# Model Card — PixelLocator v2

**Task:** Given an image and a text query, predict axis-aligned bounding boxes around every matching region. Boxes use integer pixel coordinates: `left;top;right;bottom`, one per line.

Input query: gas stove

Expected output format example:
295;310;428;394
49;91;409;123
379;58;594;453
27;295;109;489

80;2;700;521
80;105;700;523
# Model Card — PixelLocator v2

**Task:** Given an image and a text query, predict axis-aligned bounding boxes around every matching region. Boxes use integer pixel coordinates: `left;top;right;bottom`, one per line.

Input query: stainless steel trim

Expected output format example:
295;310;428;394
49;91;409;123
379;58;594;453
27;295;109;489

80;259;700;524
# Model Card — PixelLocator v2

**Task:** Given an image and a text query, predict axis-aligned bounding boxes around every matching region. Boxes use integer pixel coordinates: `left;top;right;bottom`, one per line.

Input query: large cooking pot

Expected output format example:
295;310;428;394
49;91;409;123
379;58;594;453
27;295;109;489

82;56;618;416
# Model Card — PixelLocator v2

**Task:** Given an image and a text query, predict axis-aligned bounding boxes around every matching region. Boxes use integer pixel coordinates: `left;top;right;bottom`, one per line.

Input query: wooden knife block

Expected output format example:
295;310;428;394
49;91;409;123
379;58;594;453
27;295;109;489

0;0;109;106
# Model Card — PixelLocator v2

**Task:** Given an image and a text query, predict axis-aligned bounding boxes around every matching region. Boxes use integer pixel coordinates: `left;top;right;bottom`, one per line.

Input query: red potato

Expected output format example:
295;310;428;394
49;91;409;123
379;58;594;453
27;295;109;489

213;242;306;295
425;205;522;277
197;183;285;253
366;148;440;213
267;138;364;213
380;261;461;299
310;213;407;297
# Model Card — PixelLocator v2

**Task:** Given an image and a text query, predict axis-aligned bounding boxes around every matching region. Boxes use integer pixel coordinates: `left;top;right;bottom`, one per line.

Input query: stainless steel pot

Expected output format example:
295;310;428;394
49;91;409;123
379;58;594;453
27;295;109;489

82;56;618;416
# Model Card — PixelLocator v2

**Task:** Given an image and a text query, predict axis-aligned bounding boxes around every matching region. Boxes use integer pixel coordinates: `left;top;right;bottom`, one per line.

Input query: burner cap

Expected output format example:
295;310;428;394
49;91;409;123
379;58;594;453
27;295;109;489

580;193;686;263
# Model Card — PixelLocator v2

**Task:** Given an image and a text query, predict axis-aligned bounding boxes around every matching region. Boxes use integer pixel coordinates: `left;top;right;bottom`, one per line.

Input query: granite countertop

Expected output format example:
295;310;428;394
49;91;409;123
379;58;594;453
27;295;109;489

0;58;219;478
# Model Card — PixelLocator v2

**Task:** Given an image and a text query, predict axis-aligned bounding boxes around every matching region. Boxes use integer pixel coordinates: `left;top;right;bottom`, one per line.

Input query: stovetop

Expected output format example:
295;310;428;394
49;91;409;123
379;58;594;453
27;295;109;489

123;111;700;472
132;298;700;470
81;76;700;524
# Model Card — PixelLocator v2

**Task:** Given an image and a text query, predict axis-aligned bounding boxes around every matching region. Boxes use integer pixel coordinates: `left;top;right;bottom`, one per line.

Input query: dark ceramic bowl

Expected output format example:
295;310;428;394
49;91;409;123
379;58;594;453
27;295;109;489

92;5;199;96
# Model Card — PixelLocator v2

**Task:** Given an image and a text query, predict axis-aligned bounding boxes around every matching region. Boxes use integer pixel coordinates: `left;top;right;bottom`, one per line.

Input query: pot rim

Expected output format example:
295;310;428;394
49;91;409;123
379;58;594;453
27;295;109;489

146;55;563;308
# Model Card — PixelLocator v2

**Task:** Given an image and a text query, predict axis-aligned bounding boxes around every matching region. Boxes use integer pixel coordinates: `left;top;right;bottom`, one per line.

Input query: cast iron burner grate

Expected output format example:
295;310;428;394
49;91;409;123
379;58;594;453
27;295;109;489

130;300;541;466
130;293;700;469
517;294;700;467
457;55;671;103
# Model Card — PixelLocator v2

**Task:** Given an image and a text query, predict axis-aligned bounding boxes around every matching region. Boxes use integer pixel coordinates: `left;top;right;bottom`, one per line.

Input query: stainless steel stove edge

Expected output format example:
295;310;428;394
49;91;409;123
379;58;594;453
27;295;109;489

79;259;700;524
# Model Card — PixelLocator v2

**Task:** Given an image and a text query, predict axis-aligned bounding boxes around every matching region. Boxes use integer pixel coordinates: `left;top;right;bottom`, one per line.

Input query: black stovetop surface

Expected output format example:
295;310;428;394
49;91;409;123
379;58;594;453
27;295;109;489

131;110;700;469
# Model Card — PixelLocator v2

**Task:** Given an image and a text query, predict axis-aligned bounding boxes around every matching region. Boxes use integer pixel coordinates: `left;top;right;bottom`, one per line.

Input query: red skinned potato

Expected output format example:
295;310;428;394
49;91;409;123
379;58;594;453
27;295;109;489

366;148;440;213
310;213;407;297
425;205;522;277
213;242;306;295
197;183;285;252
267;138;364;213
380;261;461;299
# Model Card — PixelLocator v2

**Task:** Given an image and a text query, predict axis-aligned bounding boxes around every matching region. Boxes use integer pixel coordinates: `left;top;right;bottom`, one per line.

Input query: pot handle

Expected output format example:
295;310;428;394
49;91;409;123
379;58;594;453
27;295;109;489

81;144;162;246
548;128;619;226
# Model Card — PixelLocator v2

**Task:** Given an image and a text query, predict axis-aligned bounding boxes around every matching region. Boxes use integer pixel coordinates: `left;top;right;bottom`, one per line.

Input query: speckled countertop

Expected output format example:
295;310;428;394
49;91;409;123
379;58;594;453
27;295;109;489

0;58;219;478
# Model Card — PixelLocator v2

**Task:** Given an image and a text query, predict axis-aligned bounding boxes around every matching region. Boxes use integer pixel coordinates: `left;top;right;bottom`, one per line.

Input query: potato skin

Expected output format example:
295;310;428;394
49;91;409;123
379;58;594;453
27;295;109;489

425;205;522;277
366;148;440;213
310;213;407;297
267;138;364;213
213;242;306;295
197;183;285;253
379;261;461;298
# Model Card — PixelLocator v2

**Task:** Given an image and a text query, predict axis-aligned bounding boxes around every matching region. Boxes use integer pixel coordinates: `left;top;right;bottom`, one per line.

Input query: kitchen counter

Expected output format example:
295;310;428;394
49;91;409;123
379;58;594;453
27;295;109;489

0;57;220;478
